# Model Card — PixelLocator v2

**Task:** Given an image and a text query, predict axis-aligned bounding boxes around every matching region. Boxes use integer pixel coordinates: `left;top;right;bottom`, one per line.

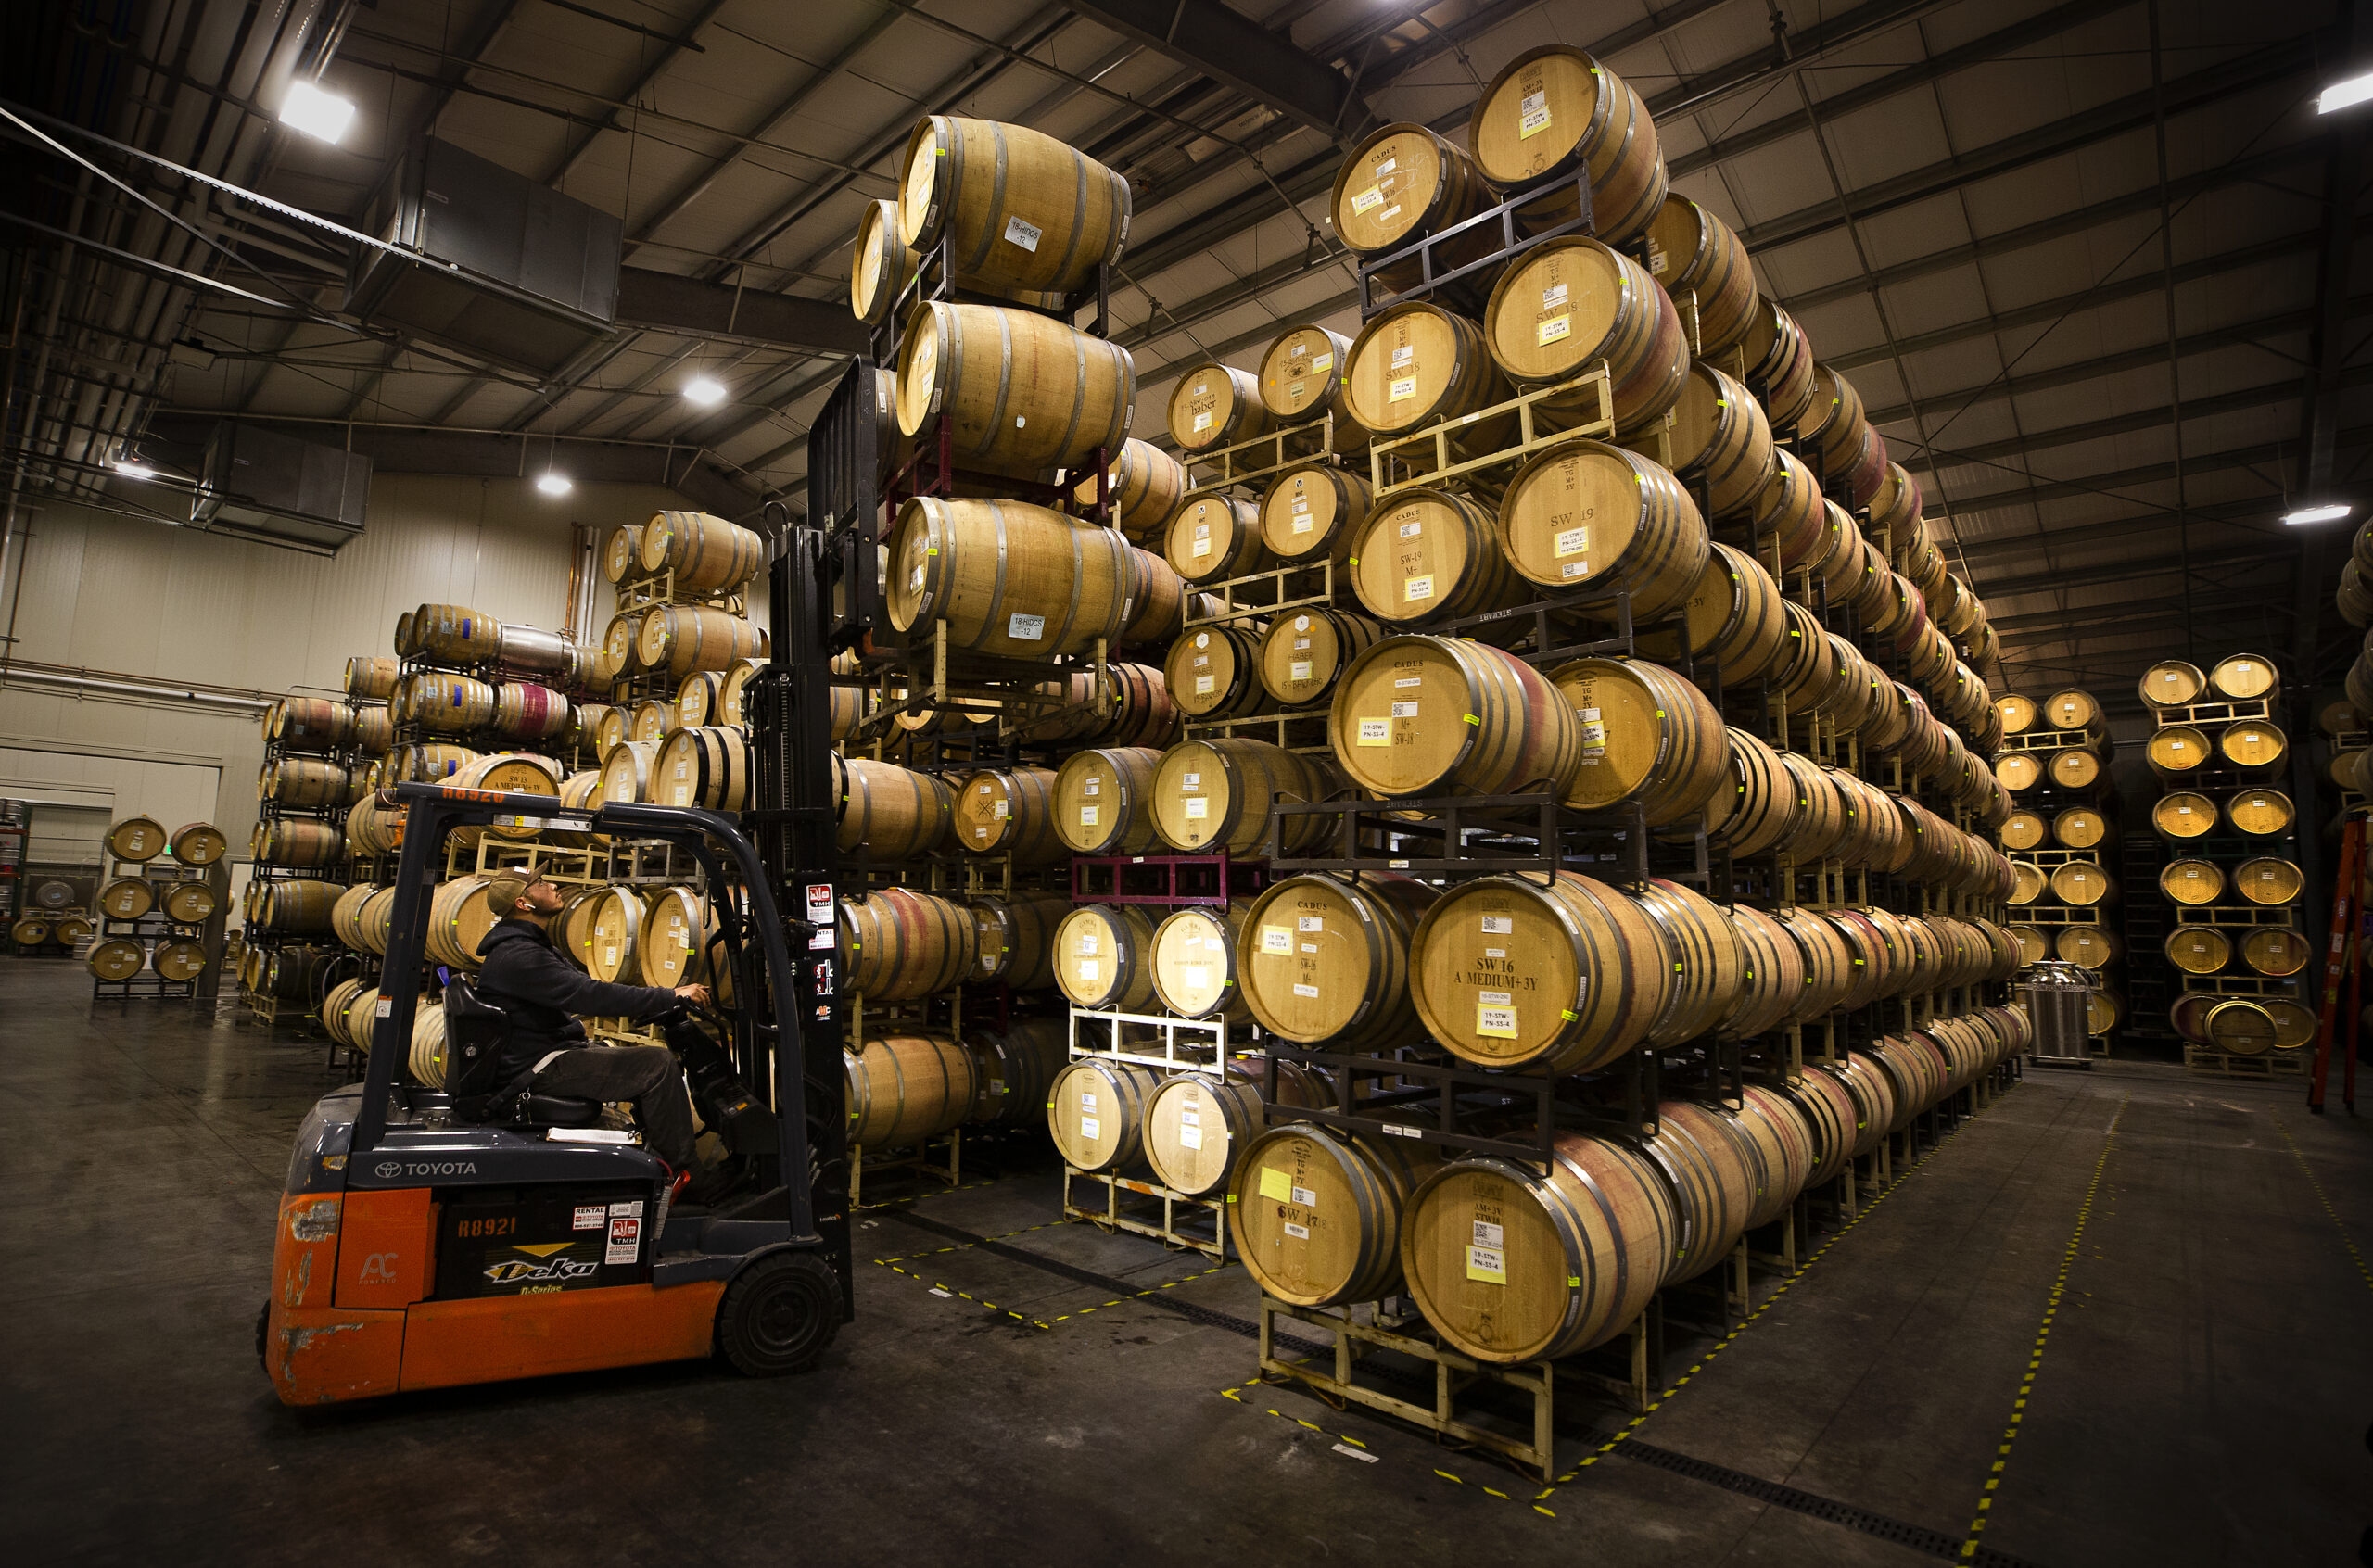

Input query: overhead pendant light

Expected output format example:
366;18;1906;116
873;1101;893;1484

536;472;573;497
2281;501;2352;525
280;80;358;144
683;376;727;407
2318;70;2373;114
114;459;158;481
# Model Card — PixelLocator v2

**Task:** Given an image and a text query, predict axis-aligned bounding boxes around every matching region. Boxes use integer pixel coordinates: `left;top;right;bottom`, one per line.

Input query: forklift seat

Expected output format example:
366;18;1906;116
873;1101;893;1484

518;1094;603;1128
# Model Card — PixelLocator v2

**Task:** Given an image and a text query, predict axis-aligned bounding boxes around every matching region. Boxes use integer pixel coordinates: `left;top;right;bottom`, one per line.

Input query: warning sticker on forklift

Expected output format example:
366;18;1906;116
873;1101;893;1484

606;1217;641;1266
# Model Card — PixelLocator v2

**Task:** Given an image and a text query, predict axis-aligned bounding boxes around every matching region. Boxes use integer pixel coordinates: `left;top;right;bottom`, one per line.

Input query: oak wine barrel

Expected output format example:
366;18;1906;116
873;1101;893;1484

846;1033;977;1149
896;115;1130;300
1230;1124;1442;1307
895;301;1134;480
1239;872;1437;1051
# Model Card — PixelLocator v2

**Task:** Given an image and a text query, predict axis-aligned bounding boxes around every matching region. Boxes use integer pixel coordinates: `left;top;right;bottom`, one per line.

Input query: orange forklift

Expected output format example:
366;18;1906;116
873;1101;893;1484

259;782;851;1404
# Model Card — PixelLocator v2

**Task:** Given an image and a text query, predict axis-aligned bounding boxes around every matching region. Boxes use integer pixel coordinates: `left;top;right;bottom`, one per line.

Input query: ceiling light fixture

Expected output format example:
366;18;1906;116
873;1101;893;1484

683;377;727;407
2319;70;2373;114
280;80;358;144
114;460;157;481
2281;501;2352;525
535;472;573;497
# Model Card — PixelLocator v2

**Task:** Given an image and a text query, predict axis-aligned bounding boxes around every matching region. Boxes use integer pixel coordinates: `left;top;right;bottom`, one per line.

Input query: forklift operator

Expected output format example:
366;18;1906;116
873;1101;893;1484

472;869;713;1183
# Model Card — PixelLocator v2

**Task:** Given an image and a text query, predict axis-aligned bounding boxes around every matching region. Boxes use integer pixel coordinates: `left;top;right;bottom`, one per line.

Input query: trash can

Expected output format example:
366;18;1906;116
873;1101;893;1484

2017;961;2096;1068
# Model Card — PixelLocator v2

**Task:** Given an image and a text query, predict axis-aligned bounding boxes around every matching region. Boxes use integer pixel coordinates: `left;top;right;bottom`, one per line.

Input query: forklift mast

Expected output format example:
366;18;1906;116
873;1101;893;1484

745;355;880;1320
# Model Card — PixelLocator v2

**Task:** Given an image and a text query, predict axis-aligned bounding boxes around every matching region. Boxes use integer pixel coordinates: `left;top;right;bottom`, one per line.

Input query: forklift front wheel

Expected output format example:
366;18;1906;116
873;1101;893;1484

716;1251;839;1376
254;1300;271;1370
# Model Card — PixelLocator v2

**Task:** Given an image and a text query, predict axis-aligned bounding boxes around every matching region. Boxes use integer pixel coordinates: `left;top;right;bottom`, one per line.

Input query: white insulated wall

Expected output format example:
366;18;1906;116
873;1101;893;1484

0;473;719;866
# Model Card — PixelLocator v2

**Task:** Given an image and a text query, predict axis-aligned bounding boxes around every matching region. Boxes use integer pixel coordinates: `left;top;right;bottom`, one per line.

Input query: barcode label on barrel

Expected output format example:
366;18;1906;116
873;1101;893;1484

1002;215;1043;252
1390;701;1417;718
1284;1222;1311;1240
1293;982;1319;998
1298;917;1324;932
1481;916;1512;934
1008;613;1045;640
1518;90;1550;138
1474;1220;1504;1248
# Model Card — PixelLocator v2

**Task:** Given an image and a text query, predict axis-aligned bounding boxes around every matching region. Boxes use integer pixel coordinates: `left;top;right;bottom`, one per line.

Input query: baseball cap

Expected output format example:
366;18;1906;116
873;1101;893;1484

484;869;543;914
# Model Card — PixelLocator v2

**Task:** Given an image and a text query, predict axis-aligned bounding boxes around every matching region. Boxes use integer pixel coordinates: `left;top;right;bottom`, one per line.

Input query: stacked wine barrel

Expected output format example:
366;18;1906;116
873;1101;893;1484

1991;688;2125;1044
835;113;1184;1167
2133;655;2316;1066
85;815;224;988
1020;47;2037;1363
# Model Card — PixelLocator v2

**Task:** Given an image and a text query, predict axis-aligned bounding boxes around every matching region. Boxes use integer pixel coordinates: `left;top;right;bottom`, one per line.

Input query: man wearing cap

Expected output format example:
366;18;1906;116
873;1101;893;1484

472;868;711;1185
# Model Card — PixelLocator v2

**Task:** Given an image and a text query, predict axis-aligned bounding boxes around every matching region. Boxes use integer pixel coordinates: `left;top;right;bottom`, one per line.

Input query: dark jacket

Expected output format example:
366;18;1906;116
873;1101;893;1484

476;918;682;1083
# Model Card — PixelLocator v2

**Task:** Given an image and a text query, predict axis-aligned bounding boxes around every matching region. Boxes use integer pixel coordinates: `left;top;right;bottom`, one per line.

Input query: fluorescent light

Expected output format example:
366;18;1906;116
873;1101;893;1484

2282;502;2352;525
2321;71;2373;114
280;80;357;144
114;461;157;481
535;472;573;497
683;377;727;407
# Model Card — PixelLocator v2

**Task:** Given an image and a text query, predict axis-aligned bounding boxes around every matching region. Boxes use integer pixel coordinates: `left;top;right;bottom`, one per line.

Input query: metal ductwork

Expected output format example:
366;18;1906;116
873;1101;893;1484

190;421;369;551
343;137;624;378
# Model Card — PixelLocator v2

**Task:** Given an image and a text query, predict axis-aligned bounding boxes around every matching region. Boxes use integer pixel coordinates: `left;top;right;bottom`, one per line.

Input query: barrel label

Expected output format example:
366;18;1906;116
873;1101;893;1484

1078;931;1100;955
1284;1221;1311;1239
1297;916;1324;933
1555;525;1589;558
1008;613;1046;640
1480;916;1512;934
1351;186;1383;215
1477;994;1517;1038
1293;982;1319;998
1290;660;1313;681
1080;1116;1100;1140
1196;676;1216;694
1518;89;1551;139
1002;215;1043;252
1357;718;1390;746
1466;1243;1507;1282
1262;926;1293;954
1537;314;1571;347
1390;376;1417;401
1185;798;1209;819
1180;1124;1203;1150
1079;805;1098;827
1259;1167;1291;1200
1404;574;1433;601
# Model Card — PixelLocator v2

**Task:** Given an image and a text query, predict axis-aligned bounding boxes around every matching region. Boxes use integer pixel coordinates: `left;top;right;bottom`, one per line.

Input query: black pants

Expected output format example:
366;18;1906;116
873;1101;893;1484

530;1044;697;1169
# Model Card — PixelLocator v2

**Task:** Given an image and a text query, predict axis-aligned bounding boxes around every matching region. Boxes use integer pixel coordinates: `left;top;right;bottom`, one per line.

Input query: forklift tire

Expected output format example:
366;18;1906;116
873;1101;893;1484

254;1300;271;1370
715;1251;840;1376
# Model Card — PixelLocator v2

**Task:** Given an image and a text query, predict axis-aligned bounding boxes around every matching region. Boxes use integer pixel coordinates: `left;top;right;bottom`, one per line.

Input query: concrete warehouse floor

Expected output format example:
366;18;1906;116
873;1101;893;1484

4;956;2368;1567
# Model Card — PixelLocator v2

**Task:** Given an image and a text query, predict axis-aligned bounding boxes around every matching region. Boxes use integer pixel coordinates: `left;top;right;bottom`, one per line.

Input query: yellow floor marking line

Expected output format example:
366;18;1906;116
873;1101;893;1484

854;1172;1009;1212
1042;1260;1233;1325
1542;1091;2016;1496
2271;1113;2373;1295
874;1217;1076;1268
1957;1094;2126;1560
872;1256;1052;1329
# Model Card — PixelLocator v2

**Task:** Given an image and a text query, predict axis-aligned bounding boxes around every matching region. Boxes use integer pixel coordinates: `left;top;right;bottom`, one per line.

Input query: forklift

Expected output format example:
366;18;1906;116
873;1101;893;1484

259;786;849;1404
260;380;869;1406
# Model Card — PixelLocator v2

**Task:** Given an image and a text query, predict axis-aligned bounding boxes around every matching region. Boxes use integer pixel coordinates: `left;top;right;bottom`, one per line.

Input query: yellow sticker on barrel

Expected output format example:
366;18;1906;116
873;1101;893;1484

1537;313;1571;347
1555;525;1589;557
1477;991;1516;1037
1358;718;1390;746
1261;926;1294;955
1390;375;1417;401
1351;187;1384;215
1405;574;1434;602
1466;1244;1506;1283
1259;1167;1292;1201
1312;352;1332;373
1517;90;1551;140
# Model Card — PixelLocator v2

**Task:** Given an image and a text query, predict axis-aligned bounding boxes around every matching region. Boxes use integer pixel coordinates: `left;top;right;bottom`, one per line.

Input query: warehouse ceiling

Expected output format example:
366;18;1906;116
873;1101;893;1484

4;0;2367;699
